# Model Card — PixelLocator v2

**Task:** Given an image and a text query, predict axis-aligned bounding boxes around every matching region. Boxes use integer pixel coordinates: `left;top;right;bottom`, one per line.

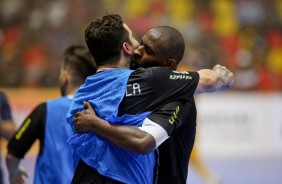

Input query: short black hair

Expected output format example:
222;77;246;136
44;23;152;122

85;14;131;66
154;26;185;64
63;45;97;85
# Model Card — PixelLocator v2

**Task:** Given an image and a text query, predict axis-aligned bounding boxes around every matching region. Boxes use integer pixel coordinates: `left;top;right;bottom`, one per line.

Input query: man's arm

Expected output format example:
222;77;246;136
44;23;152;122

75;102;156;154
6;103;46;184
195;65;234;94
0;120;16;140
6;153;28;184
75;100;190;154
74;65;234;154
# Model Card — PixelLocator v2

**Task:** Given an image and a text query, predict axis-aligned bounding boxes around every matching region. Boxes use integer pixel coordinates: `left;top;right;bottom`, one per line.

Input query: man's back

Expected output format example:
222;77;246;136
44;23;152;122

119;67;199;114
8;96;74;184
157;98;197;183
34;97;74;184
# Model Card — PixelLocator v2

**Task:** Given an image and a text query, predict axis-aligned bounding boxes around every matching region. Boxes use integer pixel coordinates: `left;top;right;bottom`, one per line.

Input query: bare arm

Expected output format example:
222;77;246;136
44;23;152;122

6;153;28;184
75;102;156;154
0;120;16;140
195;64;234;94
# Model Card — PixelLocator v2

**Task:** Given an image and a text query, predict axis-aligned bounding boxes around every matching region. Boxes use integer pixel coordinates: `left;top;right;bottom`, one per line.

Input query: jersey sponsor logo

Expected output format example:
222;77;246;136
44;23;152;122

126;83;141;96
15;118;31;140
172;71;189;74
169;106;180;124
169;75;192;80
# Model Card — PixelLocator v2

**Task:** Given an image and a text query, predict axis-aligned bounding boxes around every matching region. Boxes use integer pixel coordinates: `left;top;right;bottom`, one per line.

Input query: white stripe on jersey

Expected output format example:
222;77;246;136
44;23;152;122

138;118;169;149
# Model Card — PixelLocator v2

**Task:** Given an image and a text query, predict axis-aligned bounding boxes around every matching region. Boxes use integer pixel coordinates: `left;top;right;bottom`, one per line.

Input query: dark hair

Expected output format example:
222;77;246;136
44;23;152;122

155;26;185;64
85;14;131;66
63;45;97;85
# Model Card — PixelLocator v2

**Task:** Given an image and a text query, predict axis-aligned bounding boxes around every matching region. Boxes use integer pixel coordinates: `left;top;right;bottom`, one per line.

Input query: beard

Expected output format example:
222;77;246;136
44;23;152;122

130;61;141;70
130;57;165;70
130;56;142;70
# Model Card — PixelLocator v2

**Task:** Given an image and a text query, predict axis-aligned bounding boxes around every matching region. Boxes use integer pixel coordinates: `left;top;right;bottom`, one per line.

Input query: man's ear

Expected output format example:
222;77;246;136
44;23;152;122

60;70;69;86
122;42;133;56
165;59;177;70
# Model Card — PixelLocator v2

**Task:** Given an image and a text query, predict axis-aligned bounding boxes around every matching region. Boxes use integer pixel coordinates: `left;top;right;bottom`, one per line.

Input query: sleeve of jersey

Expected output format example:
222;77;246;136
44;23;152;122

139;100;192;148
7;103;46;159
138;118;169;148
151;67;200;102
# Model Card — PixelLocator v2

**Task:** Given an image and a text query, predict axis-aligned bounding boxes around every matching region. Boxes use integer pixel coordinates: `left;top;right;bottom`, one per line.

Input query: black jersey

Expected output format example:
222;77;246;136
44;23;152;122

73;67;199;184
156;99;197;184
7;103;46;159
123;67;198;183
119;67;198;117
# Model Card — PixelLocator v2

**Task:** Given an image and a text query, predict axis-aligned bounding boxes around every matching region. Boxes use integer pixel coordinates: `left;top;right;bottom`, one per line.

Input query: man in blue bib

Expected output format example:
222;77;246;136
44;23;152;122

6;45;97;184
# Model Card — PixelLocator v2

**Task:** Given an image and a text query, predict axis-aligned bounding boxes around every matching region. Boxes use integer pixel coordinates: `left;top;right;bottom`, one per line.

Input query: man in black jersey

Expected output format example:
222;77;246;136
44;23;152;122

6;45;97;184
69;14;234;184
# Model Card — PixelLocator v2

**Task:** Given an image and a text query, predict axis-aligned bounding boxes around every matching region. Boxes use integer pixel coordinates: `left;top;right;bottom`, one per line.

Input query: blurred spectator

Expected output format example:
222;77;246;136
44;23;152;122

233;49;260;91
0;0;281;91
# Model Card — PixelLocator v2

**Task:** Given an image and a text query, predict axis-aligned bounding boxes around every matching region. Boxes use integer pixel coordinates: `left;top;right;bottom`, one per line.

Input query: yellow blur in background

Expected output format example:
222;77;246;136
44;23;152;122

1;0;282;91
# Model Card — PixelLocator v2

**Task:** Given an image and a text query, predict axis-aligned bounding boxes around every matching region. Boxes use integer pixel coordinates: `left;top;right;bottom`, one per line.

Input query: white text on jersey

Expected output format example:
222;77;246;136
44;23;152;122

169;75;192;80
126;83;141;96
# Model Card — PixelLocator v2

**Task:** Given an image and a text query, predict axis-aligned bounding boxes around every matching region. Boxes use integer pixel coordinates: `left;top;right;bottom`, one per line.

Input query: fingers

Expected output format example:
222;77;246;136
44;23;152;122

212;64;222;70
74;120;85;133
74;113;84;132
84;101;96;114
74;116;79;126
16;176;24;184
212;64;235;89
19;166;28;178
10;171;26;184
74;111;81;118
213;64;227;73
75;123;80;132
84;101;92;109
74;118;81;132
213;64;233;77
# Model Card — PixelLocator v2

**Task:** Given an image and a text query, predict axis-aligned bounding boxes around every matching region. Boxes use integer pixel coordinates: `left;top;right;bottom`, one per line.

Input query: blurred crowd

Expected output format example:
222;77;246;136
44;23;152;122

1;0;282;91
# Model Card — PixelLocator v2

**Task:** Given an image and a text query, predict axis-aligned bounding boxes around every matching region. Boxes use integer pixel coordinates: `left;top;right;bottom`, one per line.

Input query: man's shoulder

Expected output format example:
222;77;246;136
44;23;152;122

47;96;71;105
34;102;47;111
133;67;170;72
131;67;171;77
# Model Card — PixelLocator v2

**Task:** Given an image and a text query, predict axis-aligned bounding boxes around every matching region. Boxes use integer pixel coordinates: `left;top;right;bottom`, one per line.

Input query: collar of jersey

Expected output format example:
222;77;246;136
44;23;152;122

97;68;116;73
67;95;73;99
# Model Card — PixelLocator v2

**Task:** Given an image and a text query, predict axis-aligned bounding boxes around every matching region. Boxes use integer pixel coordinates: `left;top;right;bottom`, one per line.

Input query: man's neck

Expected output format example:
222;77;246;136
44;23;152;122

64;86;79;97
97;56;130;71
97;63;129;71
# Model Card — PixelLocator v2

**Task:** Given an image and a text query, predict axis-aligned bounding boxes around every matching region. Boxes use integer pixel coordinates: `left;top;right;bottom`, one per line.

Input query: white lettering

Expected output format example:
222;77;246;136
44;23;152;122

169;75;192;80
126;84;133;96
132;83;141;95
126;83;141;96
172;71;189;74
